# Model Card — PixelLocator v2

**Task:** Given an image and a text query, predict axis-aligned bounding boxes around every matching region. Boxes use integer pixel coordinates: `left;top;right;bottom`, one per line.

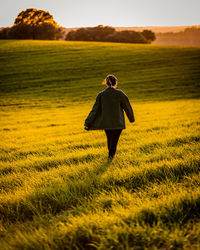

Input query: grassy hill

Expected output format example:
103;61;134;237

0;40;200;105
0;40;200;249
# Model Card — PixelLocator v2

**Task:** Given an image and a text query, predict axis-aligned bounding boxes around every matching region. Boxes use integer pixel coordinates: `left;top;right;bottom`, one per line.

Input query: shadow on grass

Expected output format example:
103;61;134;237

0;157;113;223
93;158;113;176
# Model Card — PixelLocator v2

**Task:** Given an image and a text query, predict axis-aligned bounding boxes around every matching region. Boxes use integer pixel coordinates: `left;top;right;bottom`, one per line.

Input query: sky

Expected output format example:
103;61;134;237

0;0;200;28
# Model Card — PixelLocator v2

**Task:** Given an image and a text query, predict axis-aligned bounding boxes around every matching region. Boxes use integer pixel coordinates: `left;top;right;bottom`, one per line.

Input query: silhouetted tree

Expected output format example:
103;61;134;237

9;24;33;39
106;30;147;43
141;30;156;42
91;25;116;41
8;8;63;40
66;25;115;42
0;27;11;39
68;28;93;41
66;25;149;43
66;30;76;41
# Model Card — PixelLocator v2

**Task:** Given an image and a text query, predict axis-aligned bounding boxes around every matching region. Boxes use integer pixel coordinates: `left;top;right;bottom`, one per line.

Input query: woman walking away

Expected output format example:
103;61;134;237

84;74;135;160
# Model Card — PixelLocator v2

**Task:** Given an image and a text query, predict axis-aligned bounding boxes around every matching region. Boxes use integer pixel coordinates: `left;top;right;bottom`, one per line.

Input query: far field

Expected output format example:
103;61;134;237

0;40;200;249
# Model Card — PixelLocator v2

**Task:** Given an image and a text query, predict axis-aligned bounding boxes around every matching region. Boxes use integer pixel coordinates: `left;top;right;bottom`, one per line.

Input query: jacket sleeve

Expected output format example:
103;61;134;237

121;93;135;123
84;93;101;127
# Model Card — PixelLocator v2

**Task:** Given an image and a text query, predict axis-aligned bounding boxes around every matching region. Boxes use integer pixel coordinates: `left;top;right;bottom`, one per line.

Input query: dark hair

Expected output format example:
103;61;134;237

102;74;118;87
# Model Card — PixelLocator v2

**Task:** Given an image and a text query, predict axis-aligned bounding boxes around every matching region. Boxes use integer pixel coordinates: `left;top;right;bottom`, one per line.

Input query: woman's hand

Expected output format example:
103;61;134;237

84;126;89;130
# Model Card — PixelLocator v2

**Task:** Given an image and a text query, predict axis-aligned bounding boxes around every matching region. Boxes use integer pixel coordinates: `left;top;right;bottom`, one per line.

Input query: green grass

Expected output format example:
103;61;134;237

0;40;200;249
1;40;200;105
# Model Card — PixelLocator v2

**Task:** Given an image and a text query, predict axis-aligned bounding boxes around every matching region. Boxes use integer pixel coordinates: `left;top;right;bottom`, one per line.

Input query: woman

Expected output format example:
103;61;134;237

84;74;135;159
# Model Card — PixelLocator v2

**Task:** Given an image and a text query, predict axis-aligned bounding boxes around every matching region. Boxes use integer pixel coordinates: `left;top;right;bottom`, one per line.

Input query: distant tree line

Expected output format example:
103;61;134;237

0;8;63;40
154;27;200;46
0;8;156;43
65;25;156;43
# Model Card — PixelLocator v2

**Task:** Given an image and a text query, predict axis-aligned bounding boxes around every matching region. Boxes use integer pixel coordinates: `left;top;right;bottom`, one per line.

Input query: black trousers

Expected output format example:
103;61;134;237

105;129;122;158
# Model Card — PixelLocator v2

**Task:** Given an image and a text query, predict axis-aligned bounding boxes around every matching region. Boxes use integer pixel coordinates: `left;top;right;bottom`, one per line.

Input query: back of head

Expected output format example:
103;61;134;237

102;74;118;87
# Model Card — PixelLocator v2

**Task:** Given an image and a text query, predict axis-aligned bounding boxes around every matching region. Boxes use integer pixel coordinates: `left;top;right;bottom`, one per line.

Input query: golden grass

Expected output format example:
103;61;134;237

0;99;200;249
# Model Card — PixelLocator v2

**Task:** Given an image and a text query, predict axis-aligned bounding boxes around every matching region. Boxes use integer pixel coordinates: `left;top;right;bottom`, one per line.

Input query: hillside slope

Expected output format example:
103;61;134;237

0;40;200;106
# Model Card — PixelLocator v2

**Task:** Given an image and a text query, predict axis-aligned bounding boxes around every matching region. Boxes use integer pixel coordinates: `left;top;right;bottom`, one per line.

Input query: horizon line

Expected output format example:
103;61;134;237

1;24;200;29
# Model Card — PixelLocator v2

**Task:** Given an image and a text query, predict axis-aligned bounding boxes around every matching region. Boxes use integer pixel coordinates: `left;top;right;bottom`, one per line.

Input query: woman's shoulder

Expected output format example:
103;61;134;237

100;88;127;98
115;88;127;97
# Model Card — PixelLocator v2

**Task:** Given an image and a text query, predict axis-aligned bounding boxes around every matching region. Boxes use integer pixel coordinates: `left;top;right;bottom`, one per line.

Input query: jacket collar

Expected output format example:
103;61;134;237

106;87;115;90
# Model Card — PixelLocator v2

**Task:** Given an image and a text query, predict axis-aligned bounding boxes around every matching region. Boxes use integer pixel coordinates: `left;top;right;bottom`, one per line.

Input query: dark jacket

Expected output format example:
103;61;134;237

84;87;135;130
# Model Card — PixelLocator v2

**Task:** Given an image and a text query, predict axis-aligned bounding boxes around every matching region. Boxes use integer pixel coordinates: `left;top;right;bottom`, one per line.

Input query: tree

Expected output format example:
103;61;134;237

9;8;63;40
141;30;156;43
66;25;115;42
66;25;149;43
68;28;93;41
91;25;116;41
106;30;147;43
0;27;11;39
14;8;57;26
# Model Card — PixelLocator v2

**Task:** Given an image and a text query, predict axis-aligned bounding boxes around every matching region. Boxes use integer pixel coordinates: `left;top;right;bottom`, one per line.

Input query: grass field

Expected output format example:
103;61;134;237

0;40;200;249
